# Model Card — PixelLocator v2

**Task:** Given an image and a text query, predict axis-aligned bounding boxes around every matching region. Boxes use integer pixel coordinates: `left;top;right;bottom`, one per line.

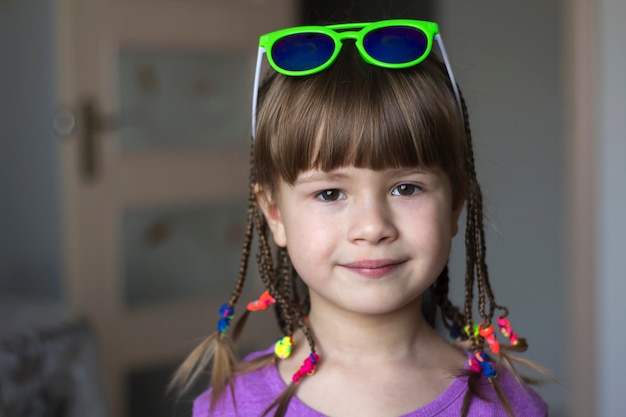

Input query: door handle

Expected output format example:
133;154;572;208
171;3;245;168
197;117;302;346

79;99;99;182
54;99;117;182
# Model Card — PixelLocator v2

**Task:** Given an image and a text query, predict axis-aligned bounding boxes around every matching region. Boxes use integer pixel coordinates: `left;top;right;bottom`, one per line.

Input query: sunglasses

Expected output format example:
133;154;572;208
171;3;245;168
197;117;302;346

252;19;463;138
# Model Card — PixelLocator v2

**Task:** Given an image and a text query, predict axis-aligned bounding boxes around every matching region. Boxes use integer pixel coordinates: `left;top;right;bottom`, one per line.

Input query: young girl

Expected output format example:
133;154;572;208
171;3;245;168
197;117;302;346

171;19;548;417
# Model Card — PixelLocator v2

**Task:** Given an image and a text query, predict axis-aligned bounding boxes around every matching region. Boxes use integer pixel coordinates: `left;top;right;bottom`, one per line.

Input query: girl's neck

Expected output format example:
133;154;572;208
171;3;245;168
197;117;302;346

304;295;440;365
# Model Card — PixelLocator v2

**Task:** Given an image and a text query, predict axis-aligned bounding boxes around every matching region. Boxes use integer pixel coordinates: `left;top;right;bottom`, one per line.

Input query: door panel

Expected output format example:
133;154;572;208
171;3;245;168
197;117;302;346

56;1;295;415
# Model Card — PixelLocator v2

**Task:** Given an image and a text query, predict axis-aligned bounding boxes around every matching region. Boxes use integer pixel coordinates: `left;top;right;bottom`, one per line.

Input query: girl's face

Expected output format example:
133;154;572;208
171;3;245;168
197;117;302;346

257;165;462;317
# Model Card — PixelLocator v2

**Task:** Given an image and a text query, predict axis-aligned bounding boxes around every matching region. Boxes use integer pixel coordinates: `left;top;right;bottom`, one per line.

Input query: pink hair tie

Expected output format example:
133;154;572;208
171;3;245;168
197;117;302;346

497;316;520;346
292;352;319;383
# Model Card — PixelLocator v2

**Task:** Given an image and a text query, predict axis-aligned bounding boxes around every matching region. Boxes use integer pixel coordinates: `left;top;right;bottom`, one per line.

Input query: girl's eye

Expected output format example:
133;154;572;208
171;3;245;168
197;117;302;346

391;184;421;196
316;189;346;201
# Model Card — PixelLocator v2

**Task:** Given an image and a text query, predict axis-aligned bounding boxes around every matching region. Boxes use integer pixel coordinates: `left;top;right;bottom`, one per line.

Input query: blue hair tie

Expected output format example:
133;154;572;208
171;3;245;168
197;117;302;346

469;351;498;379
217;303;234;333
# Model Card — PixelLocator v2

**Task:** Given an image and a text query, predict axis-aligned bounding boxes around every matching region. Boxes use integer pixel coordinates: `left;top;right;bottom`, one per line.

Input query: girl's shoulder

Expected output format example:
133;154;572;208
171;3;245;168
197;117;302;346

192;345;300;417
460;361;548;417
395;356;547;417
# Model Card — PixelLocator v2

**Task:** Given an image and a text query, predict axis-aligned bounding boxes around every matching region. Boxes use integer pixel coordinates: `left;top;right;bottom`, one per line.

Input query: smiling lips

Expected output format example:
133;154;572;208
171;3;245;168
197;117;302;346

341;259;407;278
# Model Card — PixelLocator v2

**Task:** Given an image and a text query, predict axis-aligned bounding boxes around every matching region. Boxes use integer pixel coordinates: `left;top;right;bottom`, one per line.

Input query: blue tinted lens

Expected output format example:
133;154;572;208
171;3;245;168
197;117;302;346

363;26;428;64
272;33;335;71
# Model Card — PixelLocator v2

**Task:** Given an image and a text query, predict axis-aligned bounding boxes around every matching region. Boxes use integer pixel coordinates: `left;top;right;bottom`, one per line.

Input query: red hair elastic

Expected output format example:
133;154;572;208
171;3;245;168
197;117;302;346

247;290;276;311
292;352;319;383
478;323;500;354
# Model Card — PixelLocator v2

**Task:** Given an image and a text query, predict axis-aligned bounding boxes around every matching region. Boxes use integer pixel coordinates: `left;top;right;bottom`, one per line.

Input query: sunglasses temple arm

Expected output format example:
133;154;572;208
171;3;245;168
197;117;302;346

251;46;265;139
435;34;465;124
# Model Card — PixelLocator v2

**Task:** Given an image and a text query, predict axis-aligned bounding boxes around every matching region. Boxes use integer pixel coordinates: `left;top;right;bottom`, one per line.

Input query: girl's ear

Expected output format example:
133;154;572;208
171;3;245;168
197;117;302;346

254;184;287;247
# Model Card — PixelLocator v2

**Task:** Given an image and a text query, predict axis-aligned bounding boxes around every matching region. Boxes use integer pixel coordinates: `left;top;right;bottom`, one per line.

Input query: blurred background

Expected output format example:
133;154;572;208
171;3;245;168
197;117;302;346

0;0;624;416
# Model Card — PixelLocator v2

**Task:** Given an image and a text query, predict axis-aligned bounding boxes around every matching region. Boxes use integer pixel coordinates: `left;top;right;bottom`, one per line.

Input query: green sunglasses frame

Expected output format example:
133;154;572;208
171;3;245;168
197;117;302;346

260;19;439;77
252;19;463;138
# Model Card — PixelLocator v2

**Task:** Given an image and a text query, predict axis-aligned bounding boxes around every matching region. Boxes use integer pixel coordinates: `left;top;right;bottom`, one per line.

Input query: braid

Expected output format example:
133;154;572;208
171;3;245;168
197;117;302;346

231;171;262;345
478;212;500;319
264;309;318;417
459;92;504;324
457;84;528;417
463;187;478;346
228;161;257;307
273;247;297;335
168;147;259;405
252;203;302;346
297;317;317;354
458;89;490;336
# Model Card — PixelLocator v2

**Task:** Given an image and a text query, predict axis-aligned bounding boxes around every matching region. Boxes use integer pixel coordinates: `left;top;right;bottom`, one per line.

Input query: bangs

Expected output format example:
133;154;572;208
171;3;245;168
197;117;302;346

254;51;467;197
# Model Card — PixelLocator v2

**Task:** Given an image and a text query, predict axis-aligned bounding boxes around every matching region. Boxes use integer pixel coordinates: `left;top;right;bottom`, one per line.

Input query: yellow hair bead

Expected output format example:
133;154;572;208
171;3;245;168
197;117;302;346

274;336;294;359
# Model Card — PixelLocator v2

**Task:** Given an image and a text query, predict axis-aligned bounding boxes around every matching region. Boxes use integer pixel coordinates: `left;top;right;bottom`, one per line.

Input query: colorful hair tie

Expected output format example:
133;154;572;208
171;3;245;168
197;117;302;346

478;323;500;354
497;316;520;346
274;336;294;359
292;352;319;383
469;351;497;378
217;303;234;333
247;290;276;312
464;323;480;338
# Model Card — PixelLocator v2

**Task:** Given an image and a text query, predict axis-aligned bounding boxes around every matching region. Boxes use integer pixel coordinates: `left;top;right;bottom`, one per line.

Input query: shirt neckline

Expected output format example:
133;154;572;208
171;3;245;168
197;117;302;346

259;347;471;417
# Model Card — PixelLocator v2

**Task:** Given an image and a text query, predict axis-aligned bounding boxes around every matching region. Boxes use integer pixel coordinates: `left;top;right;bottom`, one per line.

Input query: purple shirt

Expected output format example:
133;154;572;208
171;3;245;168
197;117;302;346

193;346;547;417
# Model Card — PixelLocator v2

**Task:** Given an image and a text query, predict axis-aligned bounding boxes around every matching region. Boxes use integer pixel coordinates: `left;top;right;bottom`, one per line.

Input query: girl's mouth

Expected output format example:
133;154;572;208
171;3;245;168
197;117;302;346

340;259;407;278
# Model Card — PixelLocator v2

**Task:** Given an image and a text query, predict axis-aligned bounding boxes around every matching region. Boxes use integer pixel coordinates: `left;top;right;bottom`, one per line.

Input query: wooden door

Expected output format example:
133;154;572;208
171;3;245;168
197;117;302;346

55;1;295;415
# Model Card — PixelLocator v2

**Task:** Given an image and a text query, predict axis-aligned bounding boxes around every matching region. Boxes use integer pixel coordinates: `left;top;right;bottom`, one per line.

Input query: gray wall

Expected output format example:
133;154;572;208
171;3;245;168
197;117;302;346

0;0;62;300
597;0;626;415
439;1;566;415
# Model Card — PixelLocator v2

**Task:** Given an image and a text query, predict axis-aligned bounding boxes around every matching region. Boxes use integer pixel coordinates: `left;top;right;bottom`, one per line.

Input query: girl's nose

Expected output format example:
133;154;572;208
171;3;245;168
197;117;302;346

347;198;398;244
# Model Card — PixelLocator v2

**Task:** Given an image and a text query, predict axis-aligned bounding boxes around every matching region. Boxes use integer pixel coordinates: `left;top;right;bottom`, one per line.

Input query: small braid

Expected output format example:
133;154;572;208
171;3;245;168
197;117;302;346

458;88;487;343
228;150;258;307
168;151;258;402
457;85;524;417
254;210;285;322
463;190;478;346
471;178;490;322
251;209;317;417
479;220;501;318
458;92;505;325
275;247;297;335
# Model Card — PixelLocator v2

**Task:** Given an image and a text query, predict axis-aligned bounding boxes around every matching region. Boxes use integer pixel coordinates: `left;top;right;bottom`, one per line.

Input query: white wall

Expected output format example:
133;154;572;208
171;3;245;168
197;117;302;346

597;0;626;415
438;1;567;415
